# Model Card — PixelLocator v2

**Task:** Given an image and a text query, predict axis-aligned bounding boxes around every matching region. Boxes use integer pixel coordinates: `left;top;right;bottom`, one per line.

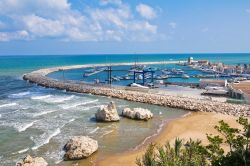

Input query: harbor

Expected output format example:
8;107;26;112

23;61;250;117
48;57;250;104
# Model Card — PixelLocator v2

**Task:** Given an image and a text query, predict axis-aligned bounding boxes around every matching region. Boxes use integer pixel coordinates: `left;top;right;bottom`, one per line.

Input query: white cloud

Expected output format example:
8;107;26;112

169;22;177;29
246;9;250;13
23;15;65;37
0;0;159;42
0;30;29;41
136;3;156;20
99;0;122;6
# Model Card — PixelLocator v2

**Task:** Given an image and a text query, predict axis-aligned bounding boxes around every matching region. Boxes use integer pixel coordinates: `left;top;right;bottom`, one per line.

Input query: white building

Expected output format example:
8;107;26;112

199;79;227;89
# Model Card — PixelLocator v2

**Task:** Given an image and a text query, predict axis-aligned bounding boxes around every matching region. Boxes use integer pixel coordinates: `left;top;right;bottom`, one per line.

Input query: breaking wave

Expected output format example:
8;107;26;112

16;120;37;132
32;128;61;150
31;95;52;100
0;103;17;108
89;127;100;134
9;92;31;98
33;110;57;117
61;99;98;109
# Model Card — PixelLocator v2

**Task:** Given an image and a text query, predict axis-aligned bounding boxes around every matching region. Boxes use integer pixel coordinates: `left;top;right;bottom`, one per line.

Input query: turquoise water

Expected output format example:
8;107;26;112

1;53;250;76
48;64;205;85
0;53;249;165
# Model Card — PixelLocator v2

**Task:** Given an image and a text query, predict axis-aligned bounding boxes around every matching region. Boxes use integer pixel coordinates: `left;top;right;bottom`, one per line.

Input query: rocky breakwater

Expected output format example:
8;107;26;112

122;108;153;121
95;101;120;122
63;136;98;160
23;70;250;118
16;155;48;166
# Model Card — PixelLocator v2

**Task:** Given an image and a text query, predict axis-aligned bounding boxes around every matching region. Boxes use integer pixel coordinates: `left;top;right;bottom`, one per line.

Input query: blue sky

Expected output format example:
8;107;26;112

0;0;250;55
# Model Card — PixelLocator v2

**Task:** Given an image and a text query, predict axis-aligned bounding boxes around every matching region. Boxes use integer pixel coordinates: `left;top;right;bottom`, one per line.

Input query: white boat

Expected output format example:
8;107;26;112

137;74;143;80
182;74;190;79
161;75;169;79
111;76;120;81
155;80;164;84
130;83;149;89
123;75;130;80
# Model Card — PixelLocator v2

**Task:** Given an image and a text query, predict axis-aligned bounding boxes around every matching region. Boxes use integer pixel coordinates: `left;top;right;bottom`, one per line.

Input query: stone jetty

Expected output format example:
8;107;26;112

23;62;250;118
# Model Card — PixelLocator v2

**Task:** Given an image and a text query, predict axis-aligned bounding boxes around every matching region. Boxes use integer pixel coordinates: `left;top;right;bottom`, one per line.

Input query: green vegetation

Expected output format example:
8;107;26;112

136;117;250;166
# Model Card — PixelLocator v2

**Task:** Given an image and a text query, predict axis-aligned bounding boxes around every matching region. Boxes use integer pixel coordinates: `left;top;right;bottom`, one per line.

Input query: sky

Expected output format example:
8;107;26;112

0;0;250;55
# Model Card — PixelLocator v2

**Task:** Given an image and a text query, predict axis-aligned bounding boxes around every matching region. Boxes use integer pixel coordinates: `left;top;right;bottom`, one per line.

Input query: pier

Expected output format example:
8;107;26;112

23;62;250;117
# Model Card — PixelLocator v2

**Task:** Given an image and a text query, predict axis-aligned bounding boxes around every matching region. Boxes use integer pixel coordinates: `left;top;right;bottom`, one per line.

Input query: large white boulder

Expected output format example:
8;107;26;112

63;136;98;160
95;101;120;122
122;108;153;121
16;155;48;166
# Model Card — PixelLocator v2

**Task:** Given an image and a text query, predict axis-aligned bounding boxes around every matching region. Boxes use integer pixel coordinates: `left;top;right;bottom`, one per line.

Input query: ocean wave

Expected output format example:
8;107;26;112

9;92;31;98
100;130;114;138
0;114;1;118
18;148;29;154
61;99;98;109
16;120;37;132
33;110;57;117
31;95;52;100
32;128;61;150
0;103;17;108
89;127;100;134
82;105;101;111
182;111;192;117
43;95;75;103
68;118;75;123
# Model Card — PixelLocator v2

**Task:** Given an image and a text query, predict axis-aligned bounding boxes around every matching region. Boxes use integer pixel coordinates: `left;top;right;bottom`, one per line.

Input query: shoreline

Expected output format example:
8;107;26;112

97;112;244;166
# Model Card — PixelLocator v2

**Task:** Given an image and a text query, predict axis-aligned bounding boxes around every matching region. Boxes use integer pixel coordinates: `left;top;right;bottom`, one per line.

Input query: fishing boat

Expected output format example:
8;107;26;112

182;74;190;79
130;83;149;89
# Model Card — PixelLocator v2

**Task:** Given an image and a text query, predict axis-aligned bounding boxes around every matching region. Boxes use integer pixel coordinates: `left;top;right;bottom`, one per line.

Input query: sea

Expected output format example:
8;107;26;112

0;53;249;165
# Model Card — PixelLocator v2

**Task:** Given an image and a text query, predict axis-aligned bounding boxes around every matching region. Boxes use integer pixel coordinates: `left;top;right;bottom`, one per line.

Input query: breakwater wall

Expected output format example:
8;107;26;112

23;62;250;118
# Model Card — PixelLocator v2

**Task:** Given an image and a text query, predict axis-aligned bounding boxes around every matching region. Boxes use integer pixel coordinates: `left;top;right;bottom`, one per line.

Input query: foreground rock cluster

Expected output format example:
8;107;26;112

63;136;98;160
122;107;153;120
16;155;48;166
23;73;250;118
95;101;120;122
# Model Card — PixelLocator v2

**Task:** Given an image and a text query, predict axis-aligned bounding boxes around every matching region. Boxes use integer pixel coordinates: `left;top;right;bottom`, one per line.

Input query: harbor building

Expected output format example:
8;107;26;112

199;79;227;89
188;57;194;64
229;81;250;104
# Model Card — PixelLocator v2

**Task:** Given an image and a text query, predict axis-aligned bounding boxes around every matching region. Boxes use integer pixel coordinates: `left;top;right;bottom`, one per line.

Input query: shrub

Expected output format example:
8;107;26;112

136;117;250;166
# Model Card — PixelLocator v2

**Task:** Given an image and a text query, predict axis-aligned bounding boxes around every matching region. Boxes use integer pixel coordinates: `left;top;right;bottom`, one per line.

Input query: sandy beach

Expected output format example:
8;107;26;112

97;112;243;166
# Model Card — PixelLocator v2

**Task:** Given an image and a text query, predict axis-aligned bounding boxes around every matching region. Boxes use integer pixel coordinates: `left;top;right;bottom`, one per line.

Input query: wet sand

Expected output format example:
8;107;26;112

97;112;243;166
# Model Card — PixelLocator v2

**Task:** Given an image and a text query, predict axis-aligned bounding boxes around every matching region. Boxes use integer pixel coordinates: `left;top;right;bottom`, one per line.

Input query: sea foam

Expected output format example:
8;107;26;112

89;127;100;134
61;99;98;109
0;103;17;108
9;92;30;98
33;110;57;117
31;95;51;100
16;120;37;132
32;128;61;150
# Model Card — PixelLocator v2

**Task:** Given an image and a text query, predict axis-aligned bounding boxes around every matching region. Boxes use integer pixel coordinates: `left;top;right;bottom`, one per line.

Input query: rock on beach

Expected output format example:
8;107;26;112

16;154;48;166
95;101;120;122
122;107;153;121
63;136;98;160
